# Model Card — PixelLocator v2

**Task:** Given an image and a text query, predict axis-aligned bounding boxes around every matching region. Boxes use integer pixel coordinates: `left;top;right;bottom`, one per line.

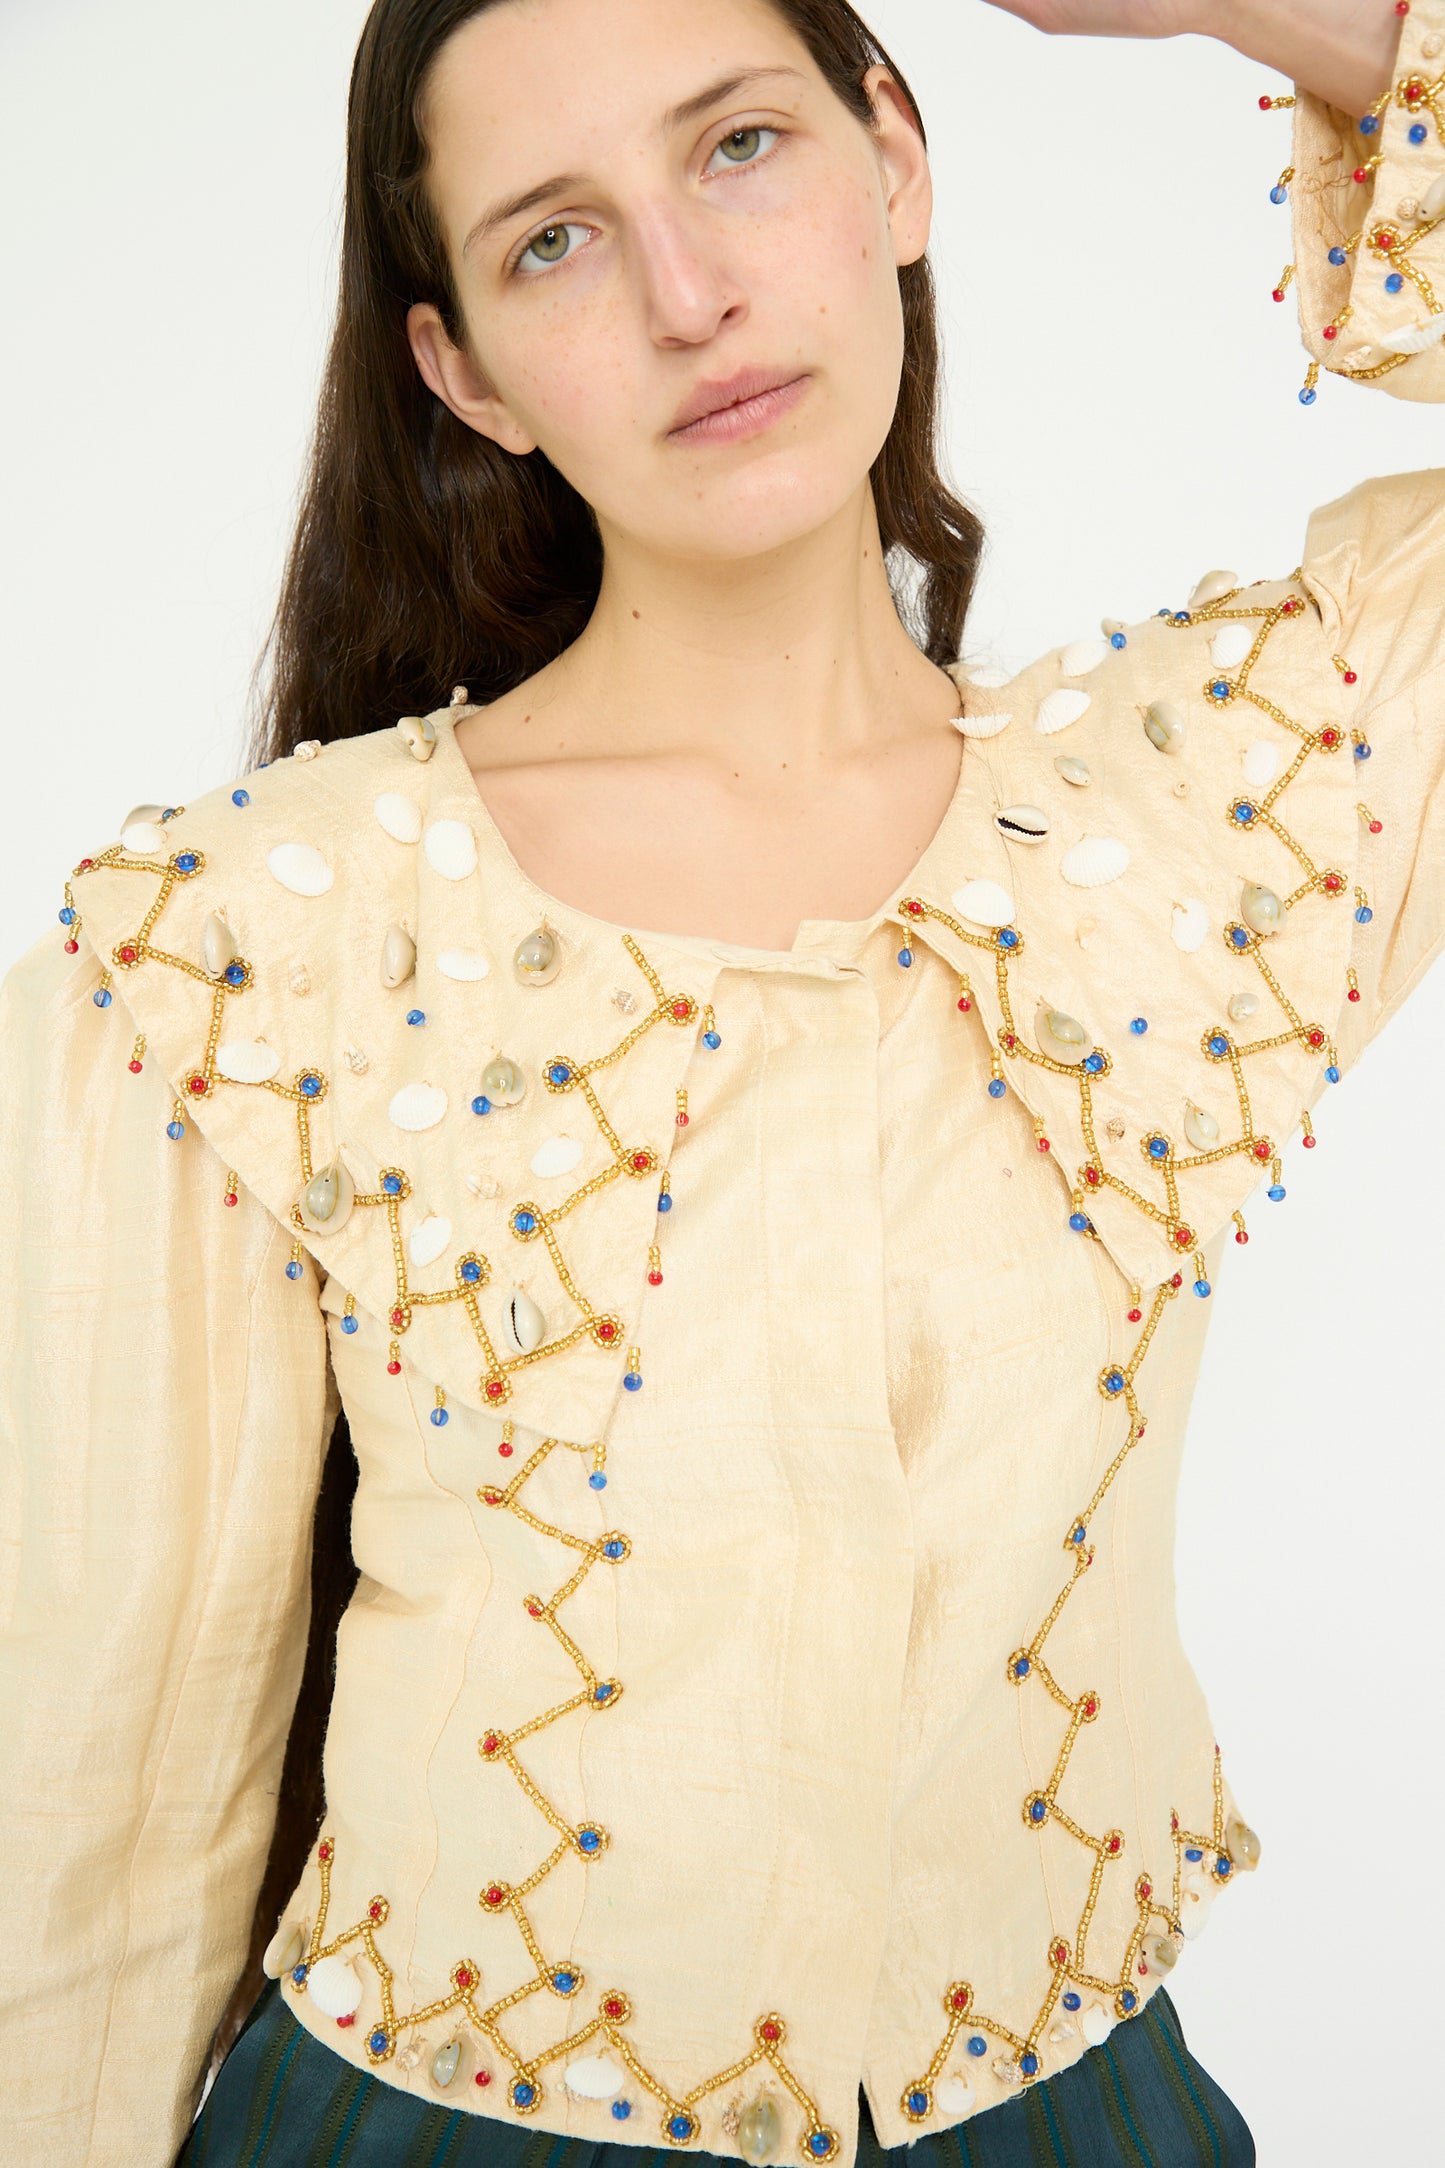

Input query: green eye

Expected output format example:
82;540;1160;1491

507;124;783;278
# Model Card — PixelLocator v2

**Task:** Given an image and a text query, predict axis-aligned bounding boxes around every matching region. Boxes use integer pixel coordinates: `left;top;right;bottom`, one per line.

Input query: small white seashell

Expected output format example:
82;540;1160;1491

1227;1817;1262;1869
1228;987;1259;1022
1036;688;1092;736
613;988;638;1013
397;714;437;760
299;1158;356;1236
480;1055;526;1107
431;2039;463;2089
953;709;1012;740
466;1172;501;1199
216;1038;282;1084
514;926;560;984
1184;1102;1220;1150
1080;2005;1114;2048
1075;917;1098;949
1037;1006;1091;1063
423;819;478;880
504;1287;547;1356
381;923;417;990
954;662;1013;689
1060;637;1109;678
994;803;1049;845
343;1044;370;1073
1144;1935;1180;1974
1178;1884;1209;1939
408;1214;452;1268
1187;568;1239;611
287;963;311;997
1054;755;1091;787
306;1955;364;2018
1143;699;1187;755
1060;835;1130;888
1241;739;1280;789
1048;2023;1076;2046
374;791;423;844
1240;881;1282;936
293;740;322;762
1423;32;1444;61
1101;618;1128;639
389;1081;448;1131
262;1920;306;1979
531;1133;584;1179
1210;623;1255;670
951;878;1015;927
935;2074;975;2116
563;2054;625;2100
202;911;238;976
436;947;491;981
1378;314;1445;356
268;842;334;897
120;818;167;854
1171;898;1210;953
1423;173;1445;219
992;2057;1023;2086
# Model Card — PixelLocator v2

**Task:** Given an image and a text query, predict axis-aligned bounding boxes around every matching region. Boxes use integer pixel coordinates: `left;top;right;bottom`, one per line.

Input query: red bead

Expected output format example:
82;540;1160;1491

187;1074;208;1095
79;857;93;869
597;1320;617;1341
369;1901;383;1919
1307;1029;1324;1046
1139;1960;1149;1976
905;899;923;918
1272;288;1285;303
128;1058;142;1072
319;1839;333;1860
63;938;78;952
1253;1141;1270;1160
957;997;972;1012
482;1734;499;1754
390;1308;405;1328
387;1359;402;1375
1343;669;1358;685
671;1000;689;1020
1303;1134;1317;1149
1323;324;1338;340
1127;1307;1142;1322
484;1885;505;1906
1348;987;1361;1002
1258;94;1273;109
604;1997;625;2018
1398;3;1411;16
676;1111;689;1126
1170;1273;1183;1289
1083;1697;1097;1716
950;1990;968;2009
647;1269;663;1284
1377;232;1397;251
761;2022;781;2041
1004;1032;1017;1049
1084;1166;1101;1186
337;2012;355;2027
1353;166;1369;182
1369;819;1382;834
118;945;137;963
224;1192;238;1207
1140;1882;1152;1900
1235;1229;1249;1243
1037;1138;1051;1153
485;1378;505;1398
1107;1836;1121;1854
475;2070;492;2087
526;1602;543;1617
457;1967;474;1988
498;1441;513;1456
1321;728;1339;746
1282;598;1301;613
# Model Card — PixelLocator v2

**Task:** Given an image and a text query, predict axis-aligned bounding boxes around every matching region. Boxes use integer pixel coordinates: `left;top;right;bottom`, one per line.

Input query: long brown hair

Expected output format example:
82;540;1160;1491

213;0;984;2082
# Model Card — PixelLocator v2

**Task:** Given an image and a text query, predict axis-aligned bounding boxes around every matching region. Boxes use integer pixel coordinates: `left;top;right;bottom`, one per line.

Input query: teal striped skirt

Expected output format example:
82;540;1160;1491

174;1976;1254;2168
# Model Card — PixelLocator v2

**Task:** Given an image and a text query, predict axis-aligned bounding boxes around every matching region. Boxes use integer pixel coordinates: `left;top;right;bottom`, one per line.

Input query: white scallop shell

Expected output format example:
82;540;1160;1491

563;2055;625;2100
436;947;491;981
388;1081;448;1131
954;663;1012;689
1035;689;1092;736
953;709;1012;740
423;819;478;880
374;791;423;844
408;1214;453;1267
216;1038;282;1083
267;842;334;897
1080;2004;1114;2048
307;1955;364;2018
935;2075;975;2116
120;819;167;854
531;1133;584;1179
1241;739;1280;788
262;1919;306;1979
1171;898;1210;953
1188;568;1239;611
1060;835;1130;888
1059;637;1108;677
1210;623;1255;670
951;878;1015;927
1379;315;1445;355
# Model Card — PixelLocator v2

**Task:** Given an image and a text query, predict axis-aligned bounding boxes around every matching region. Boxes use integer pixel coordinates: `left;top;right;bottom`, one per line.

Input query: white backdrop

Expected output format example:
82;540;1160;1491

3;2;1442;2159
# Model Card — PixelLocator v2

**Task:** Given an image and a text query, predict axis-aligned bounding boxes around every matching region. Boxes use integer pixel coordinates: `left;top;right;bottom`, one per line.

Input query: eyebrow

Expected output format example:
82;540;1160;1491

460;64;808;259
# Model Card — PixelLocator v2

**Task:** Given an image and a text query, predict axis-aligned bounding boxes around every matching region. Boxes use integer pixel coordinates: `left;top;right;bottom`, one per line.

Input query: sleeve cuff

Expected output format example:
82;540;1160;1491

1282;0;1445;403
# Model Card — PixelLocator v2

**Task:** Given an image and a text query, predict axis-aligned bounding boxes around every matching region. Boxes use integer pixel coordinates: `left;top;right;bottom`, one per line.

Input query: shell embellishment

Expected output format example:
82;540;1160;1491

1035;689;1092;736
267;842;334;897
994;804;1049;846
306;1955;364;2019
381;924;417;989
1241;740;1280;789
1054;755;1091;787
1059;637;1109;678
299;1159;356;1236
202;911;238;976
1228;987;1259;1021
397;713;438;761
1183;1102;1220;1150
1059;835;1130;888
422;819;479;880
1079;2004;1114;2048
436;947;491;981
1239;881;1282;936
408;1214;453;1268
1143;699;1187;755
1423;173;1445;219
1036;1007;1091;1064
953;709;1012;740
1209;623;1255;670
216;1039;282;1084
1187;568;1239;611
261;1920;306;1980
504;1288;548;1356
1171;898;1210;953
531;1133;584;1179
934;2075;975;2116
951;661;1012;689
388;1081;449;1132
120;804;168;853
1379;316;1445;355
951;878;1015;928
563;2055;625;2100
374;791;424;844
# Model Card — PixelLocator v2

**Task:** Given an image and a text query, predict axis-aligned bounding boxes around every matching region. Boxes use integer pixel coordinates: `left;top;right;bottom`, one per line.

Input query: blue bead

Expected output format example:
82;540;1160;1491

1326;1064;1340;1082
1410;122;1428;144
555;1969;576;1992
897;946;913;968
232;788;250;806
285;1260;302;1280
1013;1656;1031;1678
1215;1855;1233;1878
1147;1137;1168;1160
1021;2053;1039;2077
1231;927;1250;948
59;906;75;925
808;2137;830;2158
1110;631;1127;649
1083;1053;1104;1074
1071;1525;1086;1545
908;2091;929;2115
623;1372;642;1392
1185;1846;1203;1861
988;1079;1006;1099
1130;1017;1147;1035
1268;1183;1286;1201
514;2082;536;2107
998;928;1019;949
1358;114;1379;135
613;2101;632;2119
1172;611;1190;625
703;1030;721;1048
513;1210;536;1233
579;1828;602;1850
589;1471;607;1489
300;1073;322;1096
1299;386;1318;405
1121;1991;1138;2014
341;1314;358;1333
1208;679;1230;701
383;1174;402;1194
669;2116;693;2141
430;1405;448;1425
369;2030;390;2054
166;1119;184;1139
1233;802;1255;824
1105;1370;1125;1393
1354;742;1371;760
549;1063;572;1085
1068;1212;1089;1232
604;1539;624;1558
292;1963;309;1985
472;1095;492;1115
1386;272;1405;292
461;1259;481;1282
1029;1799;1047;1823
1194;1278;1211;1298
1269;185;1288;204
1328;246;1348;266
259;760;271;769
967;2035;988;2057
594;1684;614;1703
93;987;113;1008
1063;1992;1081;2011
1208;1035;1229;1056
225;962;247;984
406;1009;425;1026
1355;904;1373;923
175;852;197;871
657;1191;672;1211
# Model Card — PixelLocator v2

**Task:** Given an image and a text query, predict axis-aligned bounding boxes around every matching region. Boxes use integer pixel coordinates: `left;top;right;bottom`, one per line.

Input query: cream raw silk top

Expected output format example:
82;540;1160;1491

4;28;1445;2168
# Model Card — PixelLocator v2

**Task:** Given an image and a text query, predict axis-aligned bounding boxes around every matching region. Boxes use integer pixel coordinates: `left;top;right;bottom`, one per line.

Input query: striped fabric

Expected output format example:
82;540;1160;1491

174;1981;1254;2168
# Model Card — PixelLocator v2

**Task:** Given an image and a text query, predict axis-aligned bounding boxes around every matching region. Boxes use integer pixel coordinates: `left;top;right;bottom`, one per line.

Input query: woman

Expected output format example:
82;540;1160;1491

2;0;1440;2163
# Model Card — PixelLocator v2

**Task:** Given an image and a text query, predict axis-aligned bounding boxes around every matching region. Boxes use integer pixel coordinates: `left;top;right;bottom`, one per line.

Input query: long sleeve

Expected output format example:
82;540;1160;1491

0;917;338;2166
1286;0;1445;399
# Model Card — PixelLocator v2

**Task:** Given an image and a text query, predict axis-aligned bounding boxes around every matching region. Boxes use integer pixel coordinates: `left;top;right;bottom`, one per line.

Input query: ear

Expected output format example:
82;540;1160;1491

861;63;933;272
405;301;539;455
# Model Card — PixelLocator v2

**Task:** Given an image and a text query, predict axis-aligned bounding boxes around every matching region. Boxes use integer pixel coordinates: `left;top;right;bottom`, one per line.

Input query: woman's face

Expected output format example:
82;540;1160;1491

407;0;933;566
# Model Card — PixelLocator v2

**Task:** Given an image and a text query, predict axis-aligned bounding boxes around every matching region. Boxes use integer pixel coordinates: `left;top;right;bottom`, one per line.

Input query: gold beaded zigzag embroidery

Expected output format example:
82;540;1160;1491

892;577;1364;2116
61;841;699;1407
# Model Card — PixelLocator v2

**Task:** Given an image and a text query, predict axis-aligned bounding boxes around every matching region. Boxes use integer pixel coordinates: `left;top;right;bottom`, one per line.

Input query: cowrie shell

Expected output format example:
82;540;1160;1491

1379;315;1445;356
994;804;1049;845
1080;2005;1113;2047
1188;568;1239;610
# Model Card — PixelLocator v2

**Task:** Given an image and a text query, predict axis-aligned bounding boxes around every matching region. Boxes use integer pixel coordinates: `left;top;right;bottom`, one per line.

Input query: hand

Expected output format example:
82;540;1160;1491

977;0;1405;111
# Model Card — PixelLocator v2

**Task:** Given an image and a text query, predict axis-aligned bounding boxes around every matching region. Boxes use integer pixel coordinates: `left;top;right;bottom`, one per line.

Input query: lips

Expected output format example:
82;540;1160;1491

668;364;805;434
